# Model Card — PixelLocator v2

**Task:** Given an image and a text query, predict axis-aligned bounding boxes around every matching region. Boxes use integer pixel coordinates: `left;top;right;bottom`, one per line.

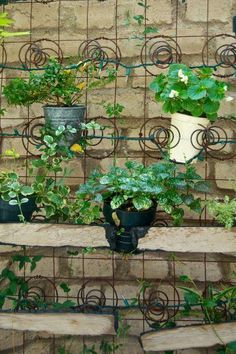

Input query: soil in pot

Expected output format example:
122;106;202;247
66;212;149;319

0;197;37;223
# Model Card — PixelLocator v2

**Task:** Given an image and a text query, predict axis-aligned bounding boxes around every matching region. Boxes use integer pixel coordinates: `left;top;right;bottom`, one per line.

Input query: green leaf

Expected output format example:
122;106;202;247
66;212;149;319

133;195;153;211
187;85;207;100
111;195;124;209
227;341;236;351
60;282;71;293
21;185;34;196
9;199;18;206
203;99;220;114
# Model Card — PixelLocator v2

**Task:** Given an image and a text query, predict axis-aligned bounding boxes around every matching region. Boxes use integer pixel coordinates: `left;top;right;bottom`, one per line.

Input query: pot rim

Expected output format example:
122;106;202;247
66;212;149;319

43;104;86;109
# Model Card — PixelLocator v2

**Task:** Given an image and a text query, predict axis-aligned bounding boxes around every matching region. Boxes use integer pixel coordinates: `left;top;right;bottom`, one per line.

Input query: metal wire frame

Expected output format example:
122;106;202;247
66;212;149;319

1;245;236;354
0;0;236;353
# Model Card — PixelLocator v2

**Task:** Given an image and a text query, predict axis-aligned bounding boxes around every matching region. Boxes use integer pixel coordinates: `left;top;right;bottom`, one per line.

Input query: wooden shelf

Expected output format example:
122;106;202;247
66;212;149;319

0;312;116;336
141;322;236;352
0;224;236;253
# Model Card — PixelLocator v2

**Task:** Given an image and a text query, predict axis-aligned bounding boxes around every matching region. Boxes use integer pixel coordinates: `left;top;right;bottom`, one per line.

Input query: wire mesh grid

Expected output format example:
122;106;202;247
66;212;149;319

0;0;236;353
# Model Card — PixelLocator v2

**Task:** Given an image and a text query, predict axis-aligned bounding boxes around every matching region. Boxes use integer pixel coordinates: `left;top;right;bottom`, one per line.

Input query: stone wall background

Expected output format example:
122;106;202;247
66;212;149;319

1;0;236;353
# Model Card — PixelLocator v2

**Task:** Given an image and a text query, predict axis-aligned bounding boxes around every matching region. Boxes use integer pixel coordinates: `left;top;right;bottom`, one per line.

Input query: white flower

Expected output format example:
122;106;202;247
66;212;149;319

178;69;188;84
169;89;179;98
225;96;234;102
223;85;228;92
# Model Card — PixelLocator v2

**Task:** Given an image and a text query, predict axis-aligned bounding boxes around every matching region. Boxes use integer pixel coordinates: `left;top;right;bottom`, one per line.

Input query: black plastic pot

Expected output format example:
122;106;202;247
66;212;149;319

0;197;37;223
103;202;156;228
115;232;136;253
103;202;156;253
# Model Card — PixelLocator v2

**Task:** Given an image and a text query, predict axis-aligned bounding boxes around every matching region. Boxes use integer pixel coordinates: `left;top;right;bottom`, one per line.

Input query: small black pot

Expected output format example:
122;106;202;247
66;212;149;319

0;197;37;223
103;202;156;228
103;202;156;253
115;231;136;253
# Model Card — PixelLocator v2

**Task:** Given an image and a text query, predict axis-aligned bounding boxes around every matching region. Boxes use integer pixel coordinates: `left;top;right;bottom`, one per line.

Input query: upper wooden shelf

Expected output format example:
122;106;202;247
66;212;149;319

0;224;236;253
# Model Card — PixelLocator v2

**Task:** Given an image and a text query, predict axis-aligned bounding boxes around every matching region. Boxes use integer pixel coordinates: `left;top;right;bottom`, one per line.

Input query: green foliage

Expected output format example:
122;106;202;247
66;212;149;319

4;58;116;107
208;196;236;229
0;171;35;222
0;12;29;41
103;102;125;119
58;347;72;354
0;253;42;310
76;159;209;225
149;64;229;121
179;275;236;324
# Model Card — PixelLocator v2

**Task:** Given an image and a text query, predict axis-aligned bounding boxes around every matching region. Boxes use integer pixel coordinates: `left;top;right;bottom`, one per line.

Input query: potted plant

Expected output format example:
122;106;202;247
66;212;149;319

207;196;236;229
0;171;36;223
76;160;208;252
149;64;229;163
3;58;116;144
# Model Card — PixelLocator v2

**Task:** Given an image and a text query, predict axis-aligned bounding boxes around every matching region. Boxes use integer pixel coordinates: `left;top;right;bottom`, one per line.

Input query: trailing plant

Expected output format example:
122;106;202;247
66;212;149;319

0;252;42;310
3;58;116;107
179;275;236;324
29;124;100;223
76;159;209;225
0;171;34;222
208;196;236;229
149;63;229;121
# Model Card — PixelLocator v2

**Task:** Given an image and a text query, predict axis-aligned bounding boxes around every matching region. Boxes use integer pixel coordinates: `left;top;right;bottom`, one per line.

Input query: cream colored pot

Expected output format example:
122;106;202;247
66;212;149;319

170;112;209;163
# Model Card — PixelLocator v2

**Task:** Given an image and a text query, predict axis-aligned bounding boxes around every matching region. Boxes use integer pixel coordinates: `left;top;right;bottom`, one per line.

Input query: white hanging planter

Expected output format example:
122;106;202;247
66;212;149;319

170;113;209;163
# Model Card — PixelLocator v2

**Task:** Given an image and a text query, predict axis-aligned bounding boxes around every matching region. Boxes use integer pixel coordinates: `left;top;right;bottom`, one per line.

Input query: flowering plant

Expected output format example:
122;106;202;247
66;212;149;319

4;58;116;107
149;64;229;122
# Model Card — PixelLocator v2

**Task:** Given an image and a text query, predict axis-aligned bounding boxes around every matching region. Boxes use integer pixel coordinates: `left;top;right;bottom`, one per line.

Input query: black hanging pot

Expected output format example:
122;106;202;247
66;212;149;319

103;201;156;228
103;201;156;253
0;197;37;223
43;105;86;146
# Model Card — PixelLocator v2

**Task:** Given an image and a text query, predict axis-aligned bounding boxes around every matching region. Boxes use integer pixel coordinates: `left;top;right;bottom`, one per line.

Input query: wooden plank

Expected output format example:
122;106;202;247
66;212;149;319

0;224;236;253
0;224;108;248
139;227;236;253
141;322;236;352
0;312;115;336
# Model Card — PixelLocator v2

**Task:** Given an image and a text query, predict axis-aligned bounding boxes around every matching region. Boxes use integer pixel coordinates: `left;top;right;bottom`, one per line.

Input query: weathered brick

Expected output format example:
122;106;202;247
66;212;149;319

186;0;233;23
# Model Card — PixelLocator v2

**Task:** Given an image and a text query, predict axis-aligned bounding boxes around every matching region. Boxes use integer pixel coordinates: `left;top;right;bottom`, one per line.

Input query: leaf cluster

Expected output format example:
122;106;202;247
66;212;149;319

3;58;116;107
208;196;236;229
76;159;209;225
149;64;228;121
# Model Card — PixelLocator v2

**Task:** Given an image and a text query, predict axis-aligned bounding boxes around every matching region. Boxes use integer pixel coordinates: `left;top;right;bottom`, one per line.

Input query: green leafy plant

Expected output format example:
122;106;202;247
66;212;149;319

29;124;100;224
3;58;116;107
76;159;209;225
149;64;229;121
208;196;236;229
0;253;42;310
0;171;34;222
179;275;236;324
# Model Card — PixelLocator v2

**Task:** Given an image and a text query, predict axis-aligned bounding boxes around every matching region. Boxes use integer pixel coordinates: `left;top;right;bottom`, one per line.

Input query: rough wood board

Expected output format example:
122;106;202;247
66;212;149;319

141;322;236;351
139;227;236;253
0;313;115;336
0;224;236;253
0;224;108;247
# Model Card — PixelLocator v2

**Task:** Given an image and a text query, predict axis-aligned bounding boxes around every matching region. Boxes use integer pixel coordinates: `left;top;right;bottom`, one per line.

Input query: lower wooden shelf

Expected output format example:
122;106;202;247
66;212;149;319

0;224;236;253
0;312;116;336
141;322;236;352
